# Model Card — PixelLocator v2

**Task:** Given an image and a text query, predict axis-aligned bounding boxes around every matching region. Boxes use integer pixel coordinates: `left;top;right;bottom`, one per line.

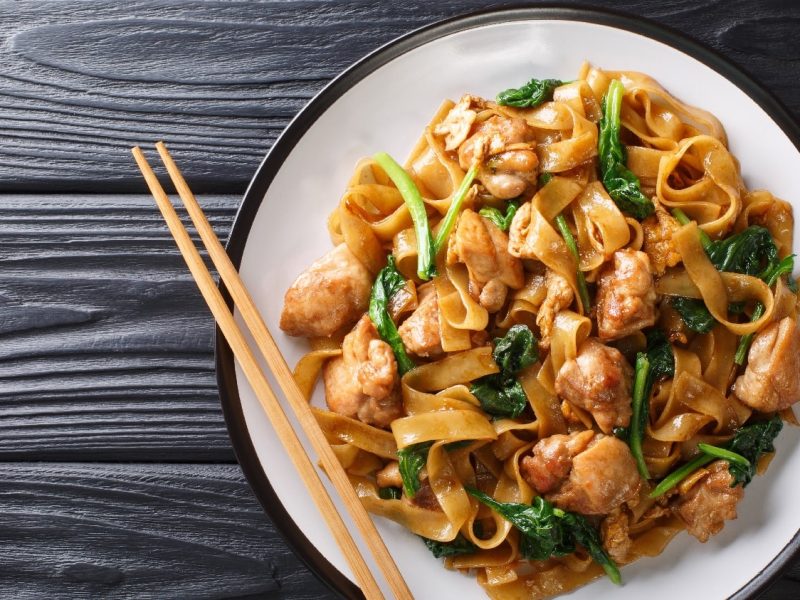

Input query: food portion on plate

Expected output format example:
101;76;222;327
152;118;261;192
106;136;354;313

278;62;799;598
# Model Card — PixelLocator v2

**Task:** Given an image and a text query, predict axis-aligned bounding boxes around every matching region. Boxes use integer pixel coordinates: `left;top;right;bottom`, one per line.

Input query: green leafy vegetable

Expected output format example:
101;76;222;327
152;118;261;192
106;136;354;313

735;255;796;364
479;201;519;232
671;208;712;249
613;426;630;442
670;297;715;334
726;415;783;486
650;416;783;497
734;308;764;366
671;209;797;351
471;376;528;419
470;325;539;418
598;80;654;220
672;208;790;282
696;443;750;469
467;489;621;585
762;255;797;291
369;257;416;375
422;534;477;558
497;78;563;108
378;486;401;500
554;214;592;313
397;441;432;497
649;453;713;498
434;164;479;253
630;353;651;480
559;510;621;585
493;324;539;374
630;331;675;479
373;151;436;280
646;329;676;384
707;226;777;277
538;172;553;187
396;441;477;500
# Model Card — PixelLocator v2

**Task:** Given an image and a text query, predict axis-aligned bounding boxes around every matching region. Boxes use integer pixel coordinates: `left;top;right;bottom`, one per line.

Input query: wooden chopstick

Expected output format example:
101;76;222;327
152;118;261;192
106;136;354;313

132;143;412;600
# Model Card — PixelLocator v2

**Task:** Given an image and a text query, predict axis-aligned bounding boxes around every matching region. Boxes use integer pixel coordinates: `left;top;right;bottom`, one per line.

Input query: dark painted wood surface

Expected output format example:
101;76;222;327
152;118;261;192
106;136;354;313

0;0;797;597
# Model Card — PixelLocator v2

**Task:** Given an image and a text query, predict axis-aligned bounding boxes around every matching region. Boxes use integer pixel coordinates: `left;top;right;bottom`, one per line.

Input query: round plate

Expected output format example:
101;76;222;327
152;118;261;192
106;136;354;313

217;6;800;599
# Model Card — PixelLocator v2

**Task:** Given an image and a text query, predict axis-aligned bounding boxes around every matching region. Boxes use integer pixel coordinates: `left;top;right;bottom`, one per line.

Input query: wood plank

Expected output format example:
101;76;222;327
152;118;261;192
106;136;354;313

0;194;237;460
0;462;332;598
0;0;795;193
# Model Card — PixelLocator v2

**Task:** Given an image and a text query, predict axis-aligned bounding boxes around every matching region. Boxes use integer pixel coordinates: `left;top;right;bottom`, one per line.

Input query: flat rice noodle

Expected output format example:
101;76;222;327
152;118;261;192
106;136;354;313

660;223;774;335
352;475;459;541
656;136;740;237
392;410;497;448
571;182;630;271
312;407;397;459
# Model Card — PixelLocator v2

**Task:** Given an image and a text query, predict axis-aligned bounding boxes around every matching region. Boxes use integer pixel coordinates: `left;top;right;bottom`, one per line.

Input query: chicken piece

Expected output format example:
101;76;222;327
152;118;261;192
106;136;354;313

520;430;595;494
520;431;641;515
555;338;633;434
323;315;402;428
398;286;443;358
536;269;574;349
642;202;682;276
447;209;524;312
672;460;743;542
376;461;402;489
280;244;372;338
734;317;800;412
596;249;657;341
457;115;539;199
433;95;482;151
601;508;632;564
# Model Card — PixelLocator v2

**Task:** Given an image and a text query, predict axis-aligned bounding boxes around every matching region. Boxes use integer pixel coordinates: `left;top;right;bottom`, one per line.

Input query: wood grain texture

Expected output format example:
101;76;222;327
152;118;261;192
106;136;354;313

0;193;237;460
0;462;330;599
0;0;795;194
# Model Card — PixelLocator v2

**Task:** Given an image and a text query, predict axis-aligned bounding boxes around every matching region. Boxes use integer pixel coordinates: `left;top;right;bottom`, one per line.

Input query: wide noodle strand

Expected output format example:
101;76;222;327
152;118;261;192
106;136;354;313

282;62;799;600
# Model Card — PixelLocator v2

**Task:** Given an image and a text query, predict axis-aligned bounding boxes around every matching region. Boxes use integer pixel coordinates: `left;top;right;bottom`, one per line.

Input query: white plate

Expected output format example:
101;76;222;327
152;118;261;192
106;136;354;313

217;7;800;599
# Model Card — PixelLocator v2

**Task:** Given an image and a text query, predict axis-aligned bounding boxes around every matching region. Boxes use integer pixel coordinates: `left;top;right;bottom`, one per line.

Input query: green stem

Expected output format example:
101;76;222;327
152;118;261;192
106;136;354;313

734;303;764;365
373;152;435;280
433;164;479;254
554;214;592;314
649;453;714;498
697;443;751;469
630;353;651;479
671;208;713;251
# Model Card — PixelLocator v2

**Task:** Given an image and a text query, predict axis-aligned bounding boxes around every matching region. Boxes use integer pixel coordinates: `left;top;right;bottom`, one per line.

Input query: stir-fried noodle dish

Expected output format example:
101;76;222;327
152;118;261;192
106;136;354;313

279;62;799;598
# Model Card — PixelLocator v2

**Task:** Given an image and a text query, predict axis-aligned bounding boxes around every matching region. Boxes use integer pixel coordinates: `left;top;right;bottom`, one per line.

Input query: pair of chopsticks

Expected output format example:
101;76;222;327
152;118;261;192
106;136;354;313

132;142;411;600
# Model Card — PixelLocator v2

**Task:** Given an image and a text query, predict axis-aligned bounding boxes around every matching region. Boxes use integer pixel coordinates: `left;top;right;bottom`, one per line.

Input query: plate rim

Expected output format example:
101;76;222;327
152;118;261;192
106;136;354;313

215;5;800;599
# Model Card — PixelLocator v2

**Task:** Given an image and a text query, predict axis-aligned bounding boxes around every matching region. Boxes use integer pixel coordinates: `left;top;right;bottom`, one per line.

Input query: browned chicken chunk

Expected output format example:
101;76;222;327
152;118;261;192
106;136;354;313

280;244;372;338
456;114;539;199
672;460;743;542
520;431;641;515
398;286;443;358
734;317;800;412
322;315;403;428
537;269;574;349
447;209;524;312
642;202;682;276
433;95;481;151
596;249;657;340
555;338;633;434
601;508;632;564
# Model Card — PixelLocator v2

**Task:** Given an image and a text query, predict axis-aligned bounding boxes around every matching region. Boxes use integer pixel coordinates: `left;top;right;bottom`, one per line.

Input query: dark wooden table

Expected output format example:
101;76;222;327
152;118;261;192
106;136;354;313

1;1;798;597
